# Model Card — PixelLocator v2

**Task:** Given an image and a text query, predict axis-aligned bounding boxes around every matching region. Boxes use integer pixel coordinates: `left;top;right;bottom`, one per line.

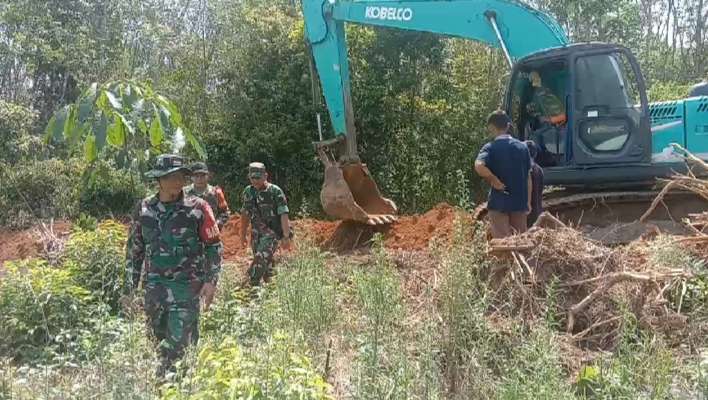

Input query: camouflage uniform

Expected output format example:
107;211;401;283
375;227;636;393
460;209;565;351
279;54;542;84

124;155;222;377
185;184;231;230
241;164;290;287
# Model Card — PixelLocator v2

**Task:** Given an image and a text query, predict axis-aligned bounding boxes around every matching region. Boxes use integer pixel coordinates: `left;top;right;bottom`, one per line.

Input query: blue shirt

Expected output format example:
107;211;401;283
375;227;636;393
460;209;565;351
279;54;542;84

476;135;532;213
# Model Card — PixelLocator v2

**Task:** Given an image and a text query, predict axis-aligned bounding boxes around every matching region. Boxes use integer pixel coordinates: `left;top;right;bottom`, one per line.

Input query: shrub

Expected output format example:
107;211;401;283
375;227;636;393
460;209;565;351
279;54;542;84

161;334;334;400
63;220;128;312
0;258;92;362
0;158;149;229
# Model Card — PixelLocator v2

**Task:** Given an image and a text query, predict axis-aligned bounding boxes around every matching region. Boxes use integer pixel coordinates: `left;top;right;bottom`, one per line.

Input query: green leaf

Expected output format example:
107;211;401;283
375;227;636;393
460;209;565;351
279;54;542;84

50;106;69;141
66;120;84;152
94;112;108;150
149;117;163;147
184;127;207;159
122;83;138;110
63;105;76;139
157;104;171;132
138;120;148;134
78;83;98;124
107;115;125;147
43;115;56;144
84;134;97;163
105;90;122;110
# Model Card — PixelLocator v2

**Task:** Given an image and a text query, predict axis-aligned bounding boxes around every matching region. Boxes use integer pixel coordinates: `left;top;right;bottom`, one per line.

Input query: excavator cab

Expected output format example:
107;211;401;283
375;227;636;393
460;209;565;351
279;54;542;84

505;43;654;187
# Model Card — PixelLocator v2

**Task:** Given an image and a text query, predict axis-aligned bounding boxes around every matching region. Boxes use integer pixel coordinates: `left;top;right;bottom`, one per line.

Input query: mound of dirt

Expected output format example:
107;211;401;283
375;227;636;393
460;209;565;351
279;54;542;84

321;204;461;252
0;221;72;265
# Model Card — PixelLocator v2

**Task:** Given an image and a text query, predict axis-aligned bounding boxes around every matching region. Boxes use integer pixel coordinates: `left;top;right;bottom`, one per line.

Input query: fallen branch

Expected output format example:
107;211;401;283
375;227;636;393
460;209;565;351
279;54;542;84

640;180;678;222
529;212;567;231
567;270;691;332
490;244;536;253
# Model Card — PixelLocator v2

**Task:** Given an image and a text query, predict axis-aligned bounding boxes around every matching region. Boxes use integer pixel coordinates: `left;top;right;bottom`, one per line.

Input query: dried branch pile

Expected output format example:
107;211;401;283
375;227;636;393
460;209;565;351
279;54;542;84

488;213;694;350
640;144;708;255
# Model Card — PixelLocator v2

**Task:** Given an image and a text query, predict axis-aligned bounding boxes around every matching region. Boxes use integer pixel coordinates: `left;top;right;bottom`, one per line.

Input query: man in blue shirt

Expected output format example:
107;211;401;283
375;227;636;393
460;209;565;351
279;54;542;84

475;109;532;238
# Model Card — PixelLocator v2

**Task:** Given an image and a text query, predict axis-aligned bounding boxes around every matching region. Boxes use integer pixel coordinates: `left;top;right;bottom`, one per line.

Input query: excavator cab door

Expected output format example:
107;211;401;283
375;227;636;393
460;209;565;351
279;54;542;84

568;46;652;166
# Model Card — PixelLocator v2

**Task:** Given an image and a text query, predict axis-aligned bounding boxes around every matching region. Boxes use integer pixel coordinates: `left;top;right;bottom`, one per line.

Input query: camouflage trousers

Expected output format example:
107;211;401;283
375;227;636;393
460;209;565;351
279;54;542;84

247;231;280;287
144;279;203;377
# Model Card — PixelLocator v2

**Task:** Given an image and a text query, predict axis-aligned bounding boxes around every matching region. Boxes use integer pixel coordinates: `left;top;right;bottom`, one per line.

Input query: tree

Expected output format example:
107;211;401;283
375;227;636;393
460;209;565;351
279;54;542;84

43;80;206;186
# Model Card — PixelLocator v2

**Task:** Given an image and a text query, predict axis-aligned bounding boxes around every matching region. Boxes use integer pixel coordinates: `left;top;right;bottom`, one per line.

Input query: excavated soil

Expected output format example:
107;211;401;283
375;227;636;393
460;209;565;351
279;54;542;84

0;204;462;264
0;221;73;265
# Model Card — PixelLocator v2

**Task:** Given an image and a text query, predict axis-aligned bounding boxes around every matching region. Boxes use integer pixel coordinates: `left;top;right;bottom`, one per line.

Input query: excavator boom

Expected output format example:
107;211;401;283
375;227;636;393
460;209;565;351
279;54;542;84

303;0;569;224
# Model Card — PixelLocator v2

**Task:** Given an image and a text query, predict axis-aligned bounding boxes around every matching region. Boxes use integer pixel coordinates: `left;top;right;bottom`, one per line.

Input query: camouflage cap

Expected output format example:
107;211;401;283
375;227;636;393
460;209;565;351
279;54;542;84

248;162;266;178
191;161;209;174
145;154;192;178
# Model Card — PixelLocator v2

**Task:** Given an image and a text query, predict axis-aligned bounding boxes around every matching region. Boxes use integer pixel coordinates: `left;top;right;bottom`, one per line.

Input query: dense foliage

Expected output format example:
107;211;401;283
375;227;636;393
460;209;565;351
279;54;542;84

2;0;706;220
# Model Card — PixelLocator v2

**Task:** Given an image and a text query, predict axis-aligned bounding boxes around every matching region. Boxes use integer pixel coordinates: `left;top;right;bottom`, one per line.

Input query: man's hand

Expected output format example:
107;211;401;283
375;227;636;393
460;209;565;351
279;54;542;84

241;234;248;248
526;203;532;215
281;237;291;250
490;176;505;191
200;283;216;309
120;293;134;313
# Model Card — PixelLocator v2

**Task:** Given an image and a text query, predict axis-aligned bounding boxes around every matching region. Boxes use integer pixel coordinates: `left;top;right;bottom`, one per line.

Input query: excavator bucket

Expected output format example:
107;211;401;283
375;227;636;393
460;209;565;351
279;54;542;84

320;162;398;225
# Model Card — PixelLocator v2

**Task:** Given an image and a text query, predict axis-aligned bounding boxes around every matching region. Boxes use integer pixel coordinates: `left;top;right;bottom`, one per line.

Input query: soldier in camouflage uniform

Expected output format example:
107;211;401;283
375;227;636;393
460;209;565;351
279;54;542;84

240;162;291;288
184;162;231;230
122;154;222;378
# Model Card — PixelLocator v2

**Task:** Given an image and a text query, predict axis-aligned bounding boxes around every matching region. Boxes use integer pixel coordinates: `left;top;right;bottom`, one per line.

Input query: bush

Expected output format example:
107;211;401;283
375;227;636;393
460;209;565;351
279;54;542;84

161;334;334;399
0;258;92;362
63;220;128;312
0;158;149;228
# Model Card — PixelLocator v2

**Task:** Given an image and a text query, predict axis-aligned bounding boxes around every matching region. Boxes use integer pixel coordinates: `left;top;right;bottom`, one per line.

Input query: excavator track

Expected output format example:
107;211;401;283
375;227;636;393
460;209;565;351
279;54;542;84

471;188;708;245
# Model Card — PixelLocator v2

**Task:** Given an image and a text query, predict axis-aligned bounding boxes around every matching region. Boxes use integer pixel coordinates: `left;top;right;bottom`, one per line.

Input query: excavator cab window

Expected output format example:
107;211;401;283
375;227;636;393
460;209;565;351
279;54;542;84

573;51;642;153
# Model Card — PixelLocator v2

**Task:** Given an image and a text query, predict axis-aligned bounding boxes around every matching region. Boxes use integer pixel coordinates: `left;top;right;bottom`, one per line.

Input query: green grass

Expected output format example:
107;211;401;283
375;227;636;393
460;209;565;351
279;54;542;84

1;217;707;399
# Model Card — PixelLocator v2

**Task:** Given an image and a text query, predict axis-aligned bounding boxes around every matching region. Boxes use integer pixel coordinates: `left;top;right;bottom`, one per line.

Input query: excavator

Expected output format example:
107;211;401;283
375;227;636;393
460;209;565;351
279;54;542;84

303;0;708;240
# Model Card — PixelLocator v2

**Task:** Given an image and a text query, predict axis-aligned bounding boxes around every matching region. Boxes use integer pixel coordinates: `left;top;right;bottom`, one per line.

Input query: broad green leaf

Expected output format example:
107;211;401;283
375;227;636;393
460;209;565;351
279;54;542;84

107;114;125;147
88;165;99;188
122;83;138;110
157;104;171;131
78;82;98;124
94;112;108;150
133;84;144;97
150;117;163;147
84;134;97;163
43;115;56;143
138;120;148;134
96;91;107;110
49;106;69;141
67;123;84;149
184;127;207;159
105;90;122;110
63;105;76;139
118;113;135;135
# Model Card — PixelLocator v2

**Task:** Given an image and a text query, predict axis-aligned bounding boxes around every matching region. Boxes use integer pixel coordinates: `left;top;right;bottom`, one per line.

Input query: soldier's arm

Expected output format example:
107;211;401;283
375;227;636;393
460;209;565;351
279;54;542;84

275;187;290;238
198;200;223;285
124;200;145;295
240;187;250;239
215;186;231;229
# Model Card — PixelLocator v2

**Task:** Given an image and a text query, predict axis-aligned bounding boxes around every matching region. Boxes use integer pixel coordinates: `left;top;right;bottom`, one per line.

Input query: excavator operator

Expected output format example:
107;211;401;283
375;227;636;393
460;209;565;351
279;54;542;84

526;70;567;167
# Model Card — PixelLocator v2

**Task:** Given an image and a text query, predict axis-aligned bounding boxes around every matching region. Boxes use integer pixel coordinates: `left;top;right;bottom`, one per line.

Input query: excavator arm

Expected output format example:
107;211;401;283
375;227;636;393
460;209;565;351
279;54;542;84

303;0;569;225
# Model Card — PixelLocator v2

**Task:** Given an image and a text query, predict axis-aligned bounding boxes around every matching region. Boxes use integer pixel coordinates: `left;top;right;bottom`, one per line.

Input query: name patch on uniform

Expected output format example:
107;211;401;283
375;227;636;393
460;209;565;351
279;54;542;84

199;201;221;241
